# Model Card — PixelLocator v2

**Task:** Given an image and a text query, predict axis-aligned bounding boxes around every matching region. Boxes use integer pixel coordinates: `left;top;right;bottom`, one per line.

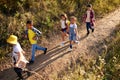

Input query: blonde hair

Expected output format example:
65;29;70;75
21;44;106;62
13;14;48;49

70;16;77;21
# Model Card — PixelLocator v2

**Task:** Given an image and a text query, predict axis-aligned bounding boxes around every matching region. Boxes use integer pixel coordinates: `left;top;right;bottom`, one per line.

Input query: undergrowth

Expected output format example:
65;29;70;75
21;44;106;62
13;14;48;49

52;24;120;80
0;0;120;61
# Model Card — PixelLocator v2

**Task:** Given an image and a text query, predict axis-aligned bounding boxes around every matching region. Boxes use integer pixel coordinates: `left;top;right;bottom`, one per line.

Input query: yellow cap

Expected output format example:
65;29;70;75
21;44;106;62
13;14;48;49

7;35;18;44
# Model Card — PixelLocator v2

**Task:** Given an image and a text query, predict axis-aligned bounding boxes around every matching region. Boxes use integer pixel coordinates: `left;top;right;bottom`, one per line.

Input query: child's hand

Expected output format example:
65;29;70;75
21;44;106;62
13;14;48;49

93;22;95;26
24;35;28;39
22;51;25;54
33;36;38;40
92;18;95;22
15;63;18;67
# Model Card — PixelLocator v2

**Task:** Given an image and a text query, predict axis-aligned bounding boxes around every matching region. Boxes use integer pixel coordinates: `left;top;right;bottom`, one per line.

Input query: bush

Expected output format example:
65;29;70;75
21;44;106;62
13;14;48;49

0;0;120;59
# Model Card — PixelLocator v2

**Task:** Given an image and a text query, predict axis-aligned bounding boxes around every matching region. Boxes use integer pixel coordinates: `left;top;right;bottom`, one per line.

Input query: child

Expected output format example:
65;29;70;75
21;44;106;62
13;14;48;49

26;20;47;64
68;16;78;51
7;35;29;80
84;4;95;35
60;14;70;46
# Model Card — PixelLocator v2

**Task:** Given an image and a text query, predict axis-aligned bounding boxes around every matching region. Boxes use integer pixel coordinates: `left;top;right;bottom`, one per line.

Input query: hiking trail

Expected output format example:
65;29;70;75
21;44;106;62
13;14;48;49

0;8;120;80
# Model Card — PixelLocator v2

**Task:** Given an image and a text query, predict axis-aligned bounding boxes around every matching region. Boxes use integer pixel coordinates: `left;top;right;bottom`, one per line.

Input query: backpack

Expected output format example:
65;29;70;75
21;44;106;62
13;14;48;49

25;27;42;37
31;27;42;36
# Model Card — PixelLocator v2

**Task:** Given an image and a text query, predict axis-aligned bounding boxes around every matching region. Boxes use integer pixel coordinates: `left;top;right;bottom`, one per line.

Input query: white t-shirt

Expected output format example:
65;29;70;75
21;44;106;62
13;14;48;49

86;10;91;22
69;24;77;28
12;43;28;65
69;23;77;34
60;20;69;29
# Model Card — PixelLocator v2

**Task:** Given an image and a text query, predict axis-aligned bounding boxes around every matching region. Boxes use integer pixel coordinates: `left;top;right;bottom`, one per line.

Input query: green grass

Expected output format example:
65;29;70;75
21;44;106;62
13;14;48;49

0;0;120;60
103;24;120;80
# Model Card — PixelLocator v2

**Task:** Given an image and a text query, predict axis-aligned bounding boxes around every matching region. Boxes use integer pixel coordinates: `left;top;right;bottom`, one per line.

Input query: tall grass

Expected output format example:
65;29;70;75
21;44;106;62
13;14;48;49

0;0;120;59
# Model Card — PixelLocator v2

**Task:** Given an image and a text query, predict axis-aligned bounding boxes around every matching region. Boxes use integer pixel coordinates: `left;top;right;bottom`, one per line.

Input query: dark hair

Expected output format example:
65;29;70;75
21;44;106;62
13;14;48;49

87;4;92;7
60;13;67;19
26;20;32;24
61;14;64;17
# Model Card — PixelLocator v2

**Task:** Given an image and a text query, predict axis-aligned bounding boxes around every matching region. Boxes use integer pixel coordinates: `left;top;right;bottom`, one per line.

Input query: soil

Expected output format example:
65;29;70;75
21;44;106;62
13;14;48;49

0;8;120;80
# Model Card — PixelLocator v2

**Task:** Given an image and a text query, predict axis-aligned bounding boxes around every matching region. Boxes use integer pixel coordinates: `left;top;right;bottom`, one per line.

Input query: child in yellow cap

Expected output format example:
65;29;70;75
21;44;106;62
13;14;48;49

7;35;29;80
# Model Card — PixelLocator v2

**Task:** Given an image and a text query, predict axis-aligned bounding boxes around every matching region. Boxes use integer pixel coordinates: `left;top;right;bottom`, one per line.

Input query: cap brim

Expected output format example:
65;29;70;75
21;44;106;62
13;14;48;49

7;39;17;44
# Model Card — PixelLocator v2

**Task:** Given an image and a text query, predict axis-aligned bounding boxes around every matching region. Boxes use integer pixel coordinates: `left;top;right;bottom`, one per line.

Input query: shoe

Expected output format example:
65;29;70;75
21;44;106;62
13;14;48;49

75;40;80;45
68;48;73;51
22;68;28;72
17;77;24;80
44;48;47;54
22;68;31;77
29;60;34;64
87;32;89;36
92;29;94;32
27;71;31;77
60;42;64;47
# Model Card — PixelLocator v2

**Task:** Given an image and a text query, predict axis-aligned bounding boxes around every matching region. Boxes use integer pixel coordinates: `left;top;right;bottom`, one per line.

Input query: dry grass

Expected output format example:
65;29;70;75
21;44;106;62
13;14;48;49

51;24;120;80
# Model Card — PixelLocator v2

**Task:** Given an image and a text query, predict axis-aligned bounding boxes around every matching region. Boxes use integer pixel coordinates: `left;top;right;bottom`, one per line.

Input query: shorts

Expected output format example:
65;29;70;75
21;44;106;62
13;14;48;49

69;34;76;41
61;28;67;32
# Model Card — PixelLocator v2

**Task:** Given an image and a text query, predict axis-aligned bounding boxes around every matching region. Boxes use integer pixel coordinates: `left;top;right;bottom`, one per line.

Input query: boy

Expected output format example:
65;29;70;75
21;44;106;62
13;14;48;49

68;16;78;51
7;35;29;80
60;14;70;46
84;4;95;35
26;20;47;64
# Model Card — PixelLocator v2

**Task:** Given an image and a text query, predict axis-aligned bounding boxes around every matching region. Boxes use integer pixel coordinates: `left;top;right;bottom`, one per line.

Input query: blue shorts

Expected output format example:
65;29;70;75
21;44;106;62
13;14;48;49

69;34;76;41
61;28;67;32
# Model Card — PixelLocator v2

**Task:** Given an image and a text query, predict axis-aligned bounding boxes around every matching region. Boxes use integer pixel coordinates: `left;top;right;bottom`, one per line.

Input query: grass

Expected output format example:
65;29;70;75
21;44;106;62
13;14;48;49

0;0;120;60
51;24;120;80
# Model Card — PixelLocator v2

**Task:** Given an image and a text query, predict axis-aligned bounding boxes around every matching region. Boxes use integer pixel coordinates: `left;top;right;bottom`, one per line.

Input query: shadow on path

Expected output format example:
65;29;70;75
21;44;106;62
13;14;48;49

0;34;88;80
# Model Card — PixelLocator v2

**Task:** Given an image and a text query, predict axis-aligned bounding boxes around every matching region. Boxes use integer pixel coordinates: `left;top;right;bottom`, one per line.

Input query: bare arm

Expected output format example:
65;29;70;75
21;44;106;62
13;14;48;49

92;10;95;21
21;50;25;54
59;20;62;29
75;28;78;36
15;52;21;67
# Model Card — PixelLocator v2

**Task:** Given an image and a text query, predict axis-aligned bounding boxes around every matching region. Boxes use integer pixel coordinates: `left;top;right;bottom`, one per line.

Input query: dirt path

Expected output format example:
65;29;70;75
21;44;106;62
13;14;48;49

0;8;120;80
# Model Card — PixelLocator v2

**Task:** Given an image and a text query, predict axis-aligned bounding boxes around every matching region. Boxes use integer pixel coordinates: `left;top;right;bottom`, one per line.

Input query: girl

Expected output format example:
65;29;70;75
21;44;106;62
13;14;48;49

83;4;95;35
7;35;29;80
68;16;78;51
60;14;70;46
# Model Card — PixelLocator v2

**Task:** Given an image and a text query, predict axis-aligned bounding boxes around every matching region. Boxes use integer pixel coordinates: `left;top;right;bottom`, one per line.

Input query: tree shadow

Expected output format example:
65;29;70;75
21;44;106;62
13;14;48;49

0;34;88;80
28;44;70;71
79;34;88;41
47;41;69;52
0;44;70;80
0;67;17;80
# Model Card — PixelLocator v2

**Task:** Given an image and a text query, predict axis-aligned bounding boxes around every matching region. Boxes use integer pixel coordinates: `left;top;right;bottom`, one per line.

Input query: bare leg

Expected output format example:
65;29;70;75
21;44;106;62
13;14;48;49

61;32;65;42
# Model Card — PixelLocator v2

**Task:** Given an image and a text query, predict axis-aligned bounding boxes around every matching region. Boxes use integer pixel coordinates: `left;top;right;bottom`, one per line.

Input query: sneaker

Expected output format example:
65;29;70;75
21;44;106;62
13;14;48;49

92;29;94;32
68;48;73;51
27;71;31;77
29;60;34;64
17;77;24;80
87;32;89;36
44;48;47;54
60;42;64;47
75;40;80;45
22;68;28;72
